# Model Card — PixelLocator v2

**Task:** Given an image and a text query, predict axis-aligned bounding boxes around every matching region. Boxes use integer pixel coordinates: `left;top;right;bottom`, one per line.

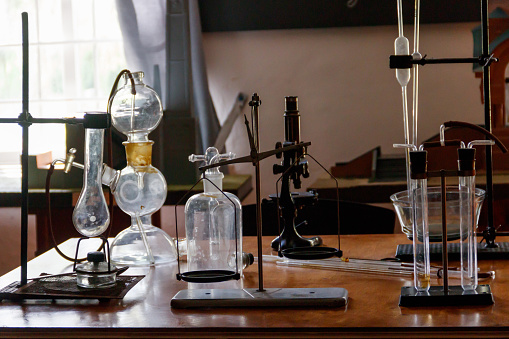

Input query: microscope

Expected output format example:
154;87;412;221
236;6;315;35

270;96;322;251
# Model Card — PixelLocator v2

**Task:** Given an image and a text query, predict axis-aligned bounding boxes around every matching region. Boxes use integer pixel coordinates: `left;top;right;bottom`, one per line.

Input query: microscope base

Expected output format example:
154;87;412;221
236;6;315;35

171;287;348;308
271;235;322;251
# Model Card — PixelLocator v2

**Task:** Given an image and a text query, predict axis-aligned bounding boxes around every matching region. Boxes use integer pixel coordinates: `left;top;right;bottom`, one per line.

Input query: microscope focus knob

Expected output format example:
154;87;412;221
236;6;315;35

273;164;284;175
301;161;310;178
275;142;283;159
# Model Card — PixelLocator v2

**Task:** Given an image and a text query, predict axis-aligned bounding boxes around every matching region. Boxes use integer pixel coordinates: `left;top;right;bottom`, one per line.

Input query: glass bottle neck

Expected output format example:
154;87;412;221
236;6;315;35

203;173;223;193
124;141;154;167
124;71;144;86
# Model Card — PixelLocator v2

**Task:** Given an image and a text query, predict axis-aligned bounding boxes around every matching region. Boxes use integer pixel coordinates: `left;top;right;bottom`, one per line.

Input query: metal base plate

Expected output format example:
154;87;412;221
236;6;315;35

171;287;348;309
0;276;144;301
399;285;494;307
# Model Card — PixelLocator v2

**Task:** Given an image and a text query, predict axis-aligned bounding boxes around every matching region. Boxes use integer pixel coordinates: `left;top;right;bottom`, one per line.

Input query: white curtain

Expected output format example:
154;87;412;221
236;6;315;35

115;0;220;153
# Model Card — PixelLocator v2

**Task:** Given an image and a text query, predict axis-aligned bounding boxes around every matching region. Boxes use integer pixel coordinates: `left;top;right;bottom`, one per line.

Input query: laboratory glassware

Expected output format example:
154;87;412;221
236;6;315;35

72;124;110;238
409;150;430;292
180;147;243;282
75;251;118;289
458;140;493;291
395;0;412;191
108;71;177;266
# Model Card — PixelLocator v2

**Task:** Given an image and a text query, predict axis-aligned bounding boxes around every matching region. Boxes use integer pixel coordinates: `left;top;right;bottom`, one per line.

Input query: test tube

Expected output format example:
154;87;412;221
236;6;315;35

458;141;492;290
410;151;430;292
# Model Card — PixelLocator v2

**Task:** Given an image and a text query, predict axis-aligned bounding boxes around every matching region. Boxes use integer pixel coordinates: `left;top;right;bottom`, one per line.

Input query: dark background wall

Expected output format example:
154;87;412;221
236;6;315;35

198;0;480;32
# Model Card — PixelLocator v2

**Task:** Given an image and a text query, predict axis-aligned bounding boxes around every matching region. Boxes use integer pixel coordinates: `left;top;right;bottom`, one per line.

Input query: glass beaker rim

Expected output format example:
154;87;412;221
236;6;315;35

390;186;486;205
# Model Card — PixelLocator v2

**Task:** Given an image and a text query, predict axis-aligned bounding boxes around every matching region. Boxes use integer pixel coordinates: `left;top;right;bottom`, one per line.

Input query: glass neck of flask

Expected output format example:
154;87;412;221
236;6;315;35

127;132;150;143
84;128;105;187
131;214;152;227
124;71;145;86
203;173;223;193
124;141;154;168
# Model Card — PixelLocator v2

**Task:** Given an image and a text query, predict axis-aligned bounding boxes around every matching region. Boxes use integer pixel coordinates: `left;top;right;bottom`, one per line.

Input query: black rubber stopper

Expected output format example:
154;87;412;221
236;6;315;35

87;251;106;263
410;151;427;177
458;148;476;171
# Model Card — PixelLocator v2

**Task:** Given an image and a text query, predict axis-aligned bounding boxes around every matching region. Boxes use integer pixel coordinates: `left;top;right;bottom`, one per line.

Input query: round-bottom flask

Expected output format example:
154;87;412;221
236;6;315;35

109;141;177;266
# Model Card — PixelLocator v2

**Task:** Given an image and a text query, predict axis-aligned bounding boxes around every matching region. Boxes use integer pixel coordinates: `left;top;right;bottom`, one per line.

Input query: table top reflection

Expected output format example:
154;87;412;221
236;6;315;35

0;234;508;338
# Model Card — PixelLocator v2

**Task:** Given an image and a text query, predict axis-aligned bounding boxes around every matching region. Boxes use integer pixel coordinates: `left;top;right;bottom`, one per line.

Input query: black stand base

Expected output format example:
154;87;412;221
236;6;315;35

399;285;494;307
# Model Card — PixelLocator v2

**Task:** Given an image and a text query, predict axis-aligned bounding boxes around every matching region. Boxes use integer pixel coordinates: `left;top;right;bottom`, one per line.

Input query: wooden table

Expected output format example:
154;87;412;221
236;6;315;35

0;234;508;338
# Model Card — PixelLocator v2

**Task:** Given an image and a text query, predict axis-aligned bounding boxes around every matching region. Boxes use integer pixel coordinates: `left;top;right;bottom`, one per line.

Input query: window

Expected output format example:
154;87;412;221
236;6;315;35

0;0;126;189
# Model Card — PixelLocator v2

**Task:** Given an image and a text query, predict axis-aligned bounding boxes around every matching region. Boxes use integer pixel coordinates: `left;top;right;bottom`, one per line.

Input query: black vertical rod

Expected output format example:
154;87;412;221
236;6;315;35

481;0;496;246
250;94;264;292
440;171;448;293
255;160;264;292
20;12;29;286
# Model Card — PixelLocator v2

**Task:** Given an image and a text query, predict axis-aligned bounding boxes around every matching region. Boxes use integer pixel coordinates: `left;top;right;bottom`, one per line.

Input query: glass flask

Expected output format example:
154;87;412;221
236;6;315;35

72;126;110;237
109;71;162;142
183;147;243;282
108;71;177;266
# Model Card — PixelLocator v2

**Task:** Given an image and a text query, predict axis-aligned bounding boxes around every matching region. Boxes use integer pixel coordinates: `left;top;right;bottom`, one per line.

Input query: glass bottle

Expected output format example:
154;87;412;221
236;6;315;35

184;147;243;280
108;71;177;266
72;125;110;237
409;150;430;292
